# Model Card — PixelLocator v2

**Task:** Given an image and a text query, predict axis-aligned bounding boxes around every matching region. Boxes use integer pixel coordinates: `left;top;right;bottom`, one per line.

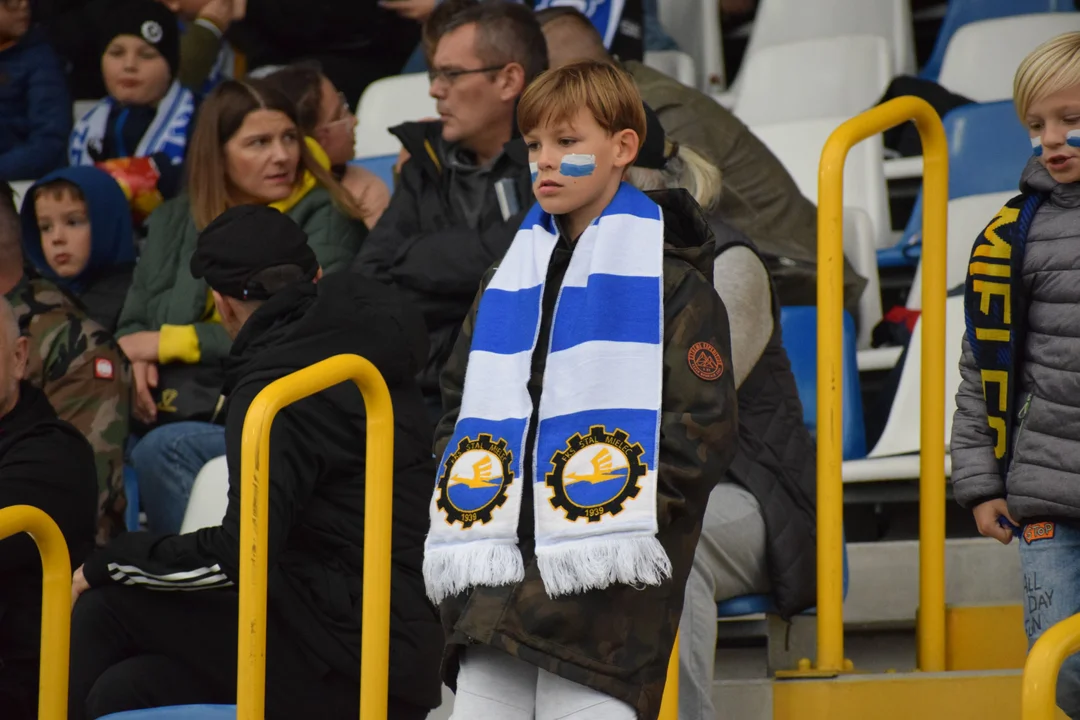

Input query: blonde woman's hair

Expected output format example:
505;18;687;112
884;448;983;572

186;79;366;230
626;142;722;211
1014;31;1080;119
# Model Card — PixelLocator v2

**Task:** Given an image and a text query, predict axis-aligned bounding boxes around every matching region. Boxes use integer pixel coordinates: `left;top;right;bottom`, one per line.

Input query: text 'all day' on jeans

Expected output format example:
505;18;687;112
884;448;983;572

129;421;227;535
1020;518;1080;718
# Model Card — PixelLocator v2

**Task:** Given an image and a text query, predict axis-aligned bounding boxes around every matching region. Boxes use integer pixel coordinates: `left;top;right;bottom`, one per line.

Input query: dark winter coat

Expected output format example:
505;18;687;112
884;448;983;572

433;190;739;720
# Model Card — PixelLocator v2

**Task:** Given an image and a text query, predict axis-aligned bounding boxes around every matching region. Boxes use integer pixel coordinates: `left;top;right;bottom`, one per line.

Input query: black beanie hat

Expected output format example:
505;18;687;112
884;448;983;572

636;102;676;171
99;0;181;81
190;206;319;301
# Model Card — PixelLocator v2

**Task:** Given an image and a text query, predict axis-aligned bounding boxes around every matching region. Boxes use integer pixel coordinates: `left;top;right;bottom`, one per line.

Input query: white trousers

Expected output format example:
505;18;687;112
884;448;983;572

451;646;637;720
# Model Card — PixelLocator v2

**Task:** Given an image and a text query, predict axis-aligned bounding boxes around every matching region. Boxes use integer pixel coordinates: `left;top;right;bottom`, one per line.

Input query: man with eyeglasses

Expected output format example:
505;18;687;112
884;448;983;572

0;0;71;182
352;1;547;426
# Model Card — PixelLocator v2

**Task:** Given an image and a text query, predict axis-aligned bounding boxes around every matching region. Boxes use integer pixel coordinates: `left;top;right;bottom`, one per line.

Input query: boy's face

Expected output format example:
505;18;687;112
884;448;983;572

524;107;639;219
1026;83;1080;184
35;190;92;279
0;0;30;43
102;35;173;106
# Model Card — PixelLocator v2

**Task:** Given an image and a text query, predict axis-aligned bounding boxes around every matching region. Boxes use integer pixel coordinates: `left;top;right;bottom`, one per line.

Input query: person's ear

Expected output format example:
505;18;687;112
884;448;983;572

12;336;29;381
498;63;527;102
611;128;640;170
314;267;324;283
211;290;234;325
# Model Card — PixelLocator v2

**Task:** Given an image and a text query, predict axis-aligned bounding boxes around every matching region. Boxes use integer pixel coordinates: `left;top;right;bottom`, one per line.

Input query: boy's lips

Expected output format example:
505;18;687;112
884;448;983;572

53;253;71;265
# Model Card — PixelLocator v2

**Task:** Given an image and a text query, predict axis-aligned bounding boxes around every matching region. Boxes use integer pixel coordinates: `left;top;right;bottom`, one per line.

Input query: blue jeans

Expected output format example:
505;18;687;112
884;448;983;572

130;422;227;535
1020;519;1080;718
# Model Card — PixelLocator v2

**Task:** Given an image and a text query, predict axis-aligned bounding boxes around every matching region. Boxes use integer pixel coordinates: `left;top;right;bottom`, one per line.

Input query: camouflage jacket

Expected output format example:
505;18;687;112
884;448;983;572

6;273;131;543
433;190;739;719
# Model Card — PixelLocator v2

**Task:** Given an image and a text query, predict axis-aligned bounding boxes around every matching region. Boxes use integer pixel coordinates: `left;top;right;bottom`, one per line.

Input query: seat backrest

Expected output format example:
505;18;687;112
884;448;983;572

844;207;883;349
753;116;891;250
938;13;1080;102
733;35;891;127
656;0;724;92
743;0;914;79
354;73;437;159
643;50;697;88
779;307;867;460
350;155;398;192
868;295;966;457
180;456;230;534
907;191;1017;310
921;0;1072;82
9;180;32;211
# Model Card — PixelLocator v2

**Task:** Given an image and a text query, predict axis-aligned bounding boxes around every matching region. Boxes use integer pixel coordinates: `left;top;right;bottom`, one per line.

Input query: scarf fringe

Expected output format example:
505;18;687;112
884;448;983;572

423;542;525;604
536;535;672;598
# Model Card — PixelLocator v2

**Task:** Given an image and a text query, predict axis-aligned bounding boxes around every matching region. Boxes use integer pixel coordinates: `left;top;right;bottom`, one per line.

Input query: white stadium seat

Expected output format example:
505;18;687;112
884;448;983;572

656;0;724;92
643;50;697;88
9;181;32;211
180;456;230;534
843;207;884;350
354;73;438;159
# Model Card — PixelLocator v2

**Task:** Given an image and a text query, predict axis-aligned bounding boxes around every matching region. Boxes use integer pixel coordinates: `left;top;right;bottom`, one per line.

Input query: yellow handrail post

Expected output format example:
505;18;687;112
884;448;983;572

657;632;679;719
236;354;394;720
816;96;948;673
1022;614;1080;719
0;505;71;720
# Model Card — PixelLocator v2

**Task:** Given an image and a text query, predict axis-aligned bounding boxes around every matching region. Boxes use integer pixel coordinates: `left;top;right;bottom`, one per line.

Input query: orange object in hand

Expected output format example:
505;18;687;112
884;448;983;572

96;156;165;225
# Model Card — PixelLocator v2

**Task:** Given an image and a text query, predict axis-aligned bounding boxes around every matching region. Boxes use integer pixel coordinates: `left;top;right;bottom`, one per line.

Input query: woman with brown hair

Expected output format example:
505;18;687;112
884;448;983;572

258;63;390;228
115;77;367;536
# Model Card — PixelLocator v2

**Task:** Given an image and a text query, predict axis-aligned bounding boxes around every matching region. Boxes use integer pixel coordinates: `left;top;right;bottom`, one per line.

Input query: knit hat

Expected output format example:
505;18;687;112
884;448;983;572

99;0;181;80
636;102;676;171
190;205;319;301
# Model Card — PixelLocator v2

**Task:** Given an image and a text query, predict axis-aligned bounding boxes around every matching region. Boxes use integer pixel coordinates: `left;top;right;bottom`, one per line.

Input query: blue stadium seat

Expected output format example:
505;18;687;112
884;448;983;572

716;307;859;618
920;0;1073;82
350;155;397;192
123;465;140;532
100;705;235;719
878;100;1031;268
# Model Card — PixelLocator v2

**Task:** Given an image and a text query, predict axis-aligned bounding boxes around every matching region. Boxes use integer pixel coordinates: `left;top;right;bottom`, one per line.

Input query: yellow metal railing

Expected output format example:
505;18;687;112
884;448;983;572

1022;614;1080;719
236;354;394;720
0;506;71;720
815;96;949;673
657;633;679;719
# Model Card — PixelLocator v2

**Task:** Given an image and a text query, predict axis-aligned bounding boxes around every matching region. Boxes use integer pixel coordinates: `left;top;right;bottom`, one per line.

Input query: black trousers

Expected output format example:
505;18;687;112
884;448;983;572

69;585;429;720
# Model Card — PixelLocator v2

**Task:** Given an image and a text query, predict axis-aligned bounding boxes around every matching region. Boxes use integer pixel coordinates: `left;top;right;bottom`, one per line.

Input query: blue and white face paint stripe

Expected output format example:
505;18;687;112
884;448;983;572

530;161;539;183
1032;130;1080;156
559;153;596;178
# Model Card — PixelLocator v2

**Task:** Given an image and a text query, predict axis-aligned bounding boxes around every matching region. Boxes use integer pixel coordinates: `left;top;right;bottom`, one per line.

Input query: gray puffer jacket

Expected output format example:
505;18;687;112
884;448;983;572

952;158;1080;521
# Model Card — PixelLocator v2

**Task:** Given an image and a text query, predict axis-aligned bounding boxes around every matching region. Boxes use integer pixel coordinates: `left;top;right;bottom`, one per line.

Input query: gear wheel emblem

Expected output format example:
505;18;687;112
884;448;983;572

436;434;514;528
546;426;647;523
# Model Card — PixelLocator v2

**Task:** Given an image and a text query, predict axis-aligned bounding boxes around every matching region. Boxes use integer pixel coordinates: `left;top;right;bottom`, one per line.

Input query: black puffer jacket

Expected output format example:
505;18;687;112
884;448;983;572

351;120;533;424
82;274;444;709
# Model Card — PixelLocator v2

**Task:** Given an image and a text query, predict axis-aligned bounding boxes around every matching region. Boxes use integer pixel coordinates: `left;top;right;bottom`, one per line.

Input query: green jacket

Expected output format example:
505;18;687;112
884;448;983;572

116;188;366;363
626;60;867;316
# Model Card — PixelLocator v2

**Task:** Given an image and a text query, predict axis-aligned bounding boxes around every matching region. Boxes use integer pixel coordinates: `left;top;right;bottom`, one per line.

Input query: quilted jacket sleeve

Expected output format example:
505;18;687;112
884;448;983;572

950;334;1006;508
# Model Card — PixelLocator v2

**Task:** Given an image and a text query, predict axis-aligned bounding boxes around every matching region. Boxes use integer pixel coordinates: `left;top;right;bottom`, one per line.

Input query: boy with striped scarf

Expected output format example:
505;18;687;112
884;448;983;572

425;60;738;720
952;32;1080;717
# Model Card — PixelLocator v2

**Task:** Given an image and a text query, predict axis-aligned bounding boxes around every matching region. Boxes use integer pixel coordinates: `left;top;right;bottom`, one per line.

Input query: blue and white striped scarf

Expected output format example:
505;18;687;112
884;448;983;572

69;81;195;167
424;182;669;602
533;0;627;50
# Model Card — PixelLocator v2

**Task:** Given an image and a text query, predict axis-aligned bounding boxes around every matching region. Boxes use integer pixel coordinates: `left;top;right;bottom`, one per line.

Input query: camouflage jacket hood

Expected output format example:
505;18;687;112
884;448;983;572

432;189;739;719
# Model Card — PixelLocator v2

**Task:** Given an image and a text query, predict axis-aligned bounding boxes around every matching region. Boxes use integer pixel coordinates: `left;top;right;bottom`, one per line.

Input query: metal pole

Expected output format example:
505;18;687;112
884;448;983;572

1023;613;1080;719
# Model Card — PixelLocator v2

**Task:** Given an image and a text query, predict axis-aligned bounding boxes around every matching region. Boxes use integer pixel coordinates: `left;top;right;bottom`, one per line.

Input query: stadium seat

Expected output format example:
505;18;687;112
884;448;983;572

179;456;230;534
717;306;856;618
643;50;697;88
843;208;883;350
656;0;724;92
733;35;891;126
739;0;914;86
354;73;437;159
350;155;398;192
938;13;1080;103
100;705;236;719
878;100;1031;269
9;180;32;211
72;99;98;124
920;0;1075;82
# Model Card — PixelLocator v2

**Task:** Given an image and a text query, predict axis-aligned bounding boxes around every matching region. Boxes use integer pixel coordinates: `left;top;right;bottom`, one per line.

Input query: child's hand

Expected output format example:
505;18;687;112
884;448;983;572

131;361;159;426
118;331;161;364
973;498;1019;544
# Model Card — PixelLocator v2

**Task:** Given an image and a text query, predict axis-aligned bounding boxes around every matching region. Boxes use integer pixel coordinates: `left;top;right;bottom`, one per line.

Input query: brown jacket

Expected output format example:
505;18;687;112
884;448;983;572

433;190;739;719
626;60;866;317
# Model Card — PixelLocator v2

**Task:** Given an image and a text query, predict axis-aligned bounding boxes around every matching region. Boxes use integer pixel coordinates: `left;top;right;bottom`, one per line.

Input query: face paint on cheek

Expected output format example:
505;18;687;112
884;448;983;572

1032;136;1043;157
529;161;539;183
560;153;596;177
1068;130;1080;149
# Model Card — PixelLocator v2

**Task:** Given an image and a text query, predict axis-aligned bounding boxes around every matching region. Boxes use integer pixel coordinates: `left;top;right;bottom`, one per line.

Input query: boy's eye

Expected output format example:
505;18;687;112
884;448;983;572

1028;122;1043;132
525;142;540;152
558;138;576;147
1065;116;1080;124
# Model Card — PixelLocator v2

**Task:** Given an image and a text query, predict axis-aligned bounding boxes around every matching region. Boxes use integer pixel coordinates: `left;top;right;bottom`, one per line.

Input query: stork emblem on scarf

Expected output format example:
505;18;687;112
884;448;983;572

436;434;514;529
547;426;647;522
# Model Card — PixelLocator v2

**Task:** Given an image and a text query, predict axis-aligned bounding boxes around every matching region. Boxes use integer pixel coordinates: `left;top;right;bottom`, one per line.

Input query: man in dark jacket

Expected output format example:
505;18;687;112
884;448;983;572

68;207;443;720
0;2;71;182
0;296;98;720
351;1;546;425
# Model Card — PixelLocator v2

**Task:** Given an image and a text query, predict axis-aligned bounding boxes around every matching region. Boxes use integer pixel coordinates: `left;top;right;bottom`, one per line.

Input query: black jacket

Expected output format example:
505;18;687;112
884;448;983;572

0;383;97;720
352;120;533;423
82;274;444;710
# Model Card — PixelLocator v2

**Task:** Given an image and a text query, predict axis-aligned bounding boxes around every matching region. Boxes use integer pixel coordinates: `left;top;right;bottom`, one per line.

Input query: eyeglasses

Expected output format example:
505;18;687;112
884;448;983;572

321;92;353;128
427;65;506;86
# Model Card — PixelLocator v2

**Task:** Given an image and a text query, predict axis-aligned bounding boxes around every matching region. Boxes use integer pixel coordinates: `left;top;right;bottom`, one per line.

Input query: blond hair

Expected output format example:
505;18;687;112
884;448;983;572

626;142;722;211
1014;31;1080;119
517;60;646;149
